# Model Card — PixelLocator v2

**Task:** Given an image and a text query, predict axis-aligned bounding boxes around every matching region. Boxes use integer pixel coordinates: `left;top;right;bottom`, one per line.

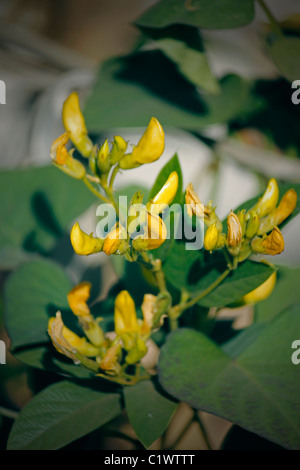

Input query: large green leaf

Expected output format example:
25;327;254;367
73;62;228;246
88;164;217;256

0;166;95;270
4;259;72;349
140;25;219;94
158;304;300;449
163;241;275;306
7;380;122;450
136;0;254;29
270;37;300;82
124;380;177;448
84;55;261;132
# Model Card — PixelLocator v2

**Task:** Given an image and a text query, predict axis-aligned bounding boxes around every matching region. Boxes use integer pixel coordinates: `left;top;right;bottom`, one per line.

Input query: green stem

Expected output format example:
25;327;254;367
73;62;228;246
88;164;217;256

83;177;111;204
169;268;231;319
0;406;19;420
256;0;283;37
109;164;120;190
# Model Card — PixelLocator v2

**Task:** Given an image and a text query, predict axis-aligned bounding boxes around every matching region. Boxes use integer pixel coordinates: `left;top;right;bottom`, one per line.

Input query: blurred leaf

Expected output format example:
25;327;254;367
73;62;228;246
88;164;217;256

255;265;300;323
7;381;122;450
0;166;95;270
124;380;177;448
4;259;72;349
85;54;261;132
140;25;219;94
136;0;254;29
270;37;300;82
163;241;275;306
159;304;300;449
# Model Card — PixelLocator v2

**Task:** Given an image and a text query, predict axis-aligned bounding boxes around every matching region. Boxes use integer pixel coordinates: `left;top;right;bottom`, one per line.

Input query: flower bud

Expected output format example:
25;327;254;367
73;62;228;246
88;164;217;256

185;183;210;219
147;171;179;215
114;290;139;336
227;211;242;247
119;117;164;169
70;222;103;256
62;326;100;357
62;92;93;157
238;210;247;236
125;338;147;365
253;178;279;218
110;136;128;165
97;139;110;173
245;210;260;239
204;223;219;252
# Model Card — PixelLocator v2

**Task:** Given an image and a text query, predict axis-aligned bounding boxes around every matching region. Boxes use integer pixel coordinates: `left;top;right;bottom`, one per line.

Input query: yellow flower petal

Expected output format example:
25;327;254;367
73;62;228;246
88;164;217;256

114;290;139;336
67;281;92;317
241;271;277;305
62;92;93;157
227;211;242;247
70;223;103;256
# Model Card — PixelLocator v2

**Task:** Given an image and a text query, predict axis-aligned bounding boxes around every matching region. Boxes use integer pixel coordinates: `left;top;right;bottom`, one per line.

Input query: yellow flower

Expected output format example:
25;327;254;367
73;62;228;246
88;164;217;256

132;212;167;251
67;281;92;317
48;312;78;361
114;290;139;336
62;92;93;158
227;211;242;247
103;224;128;255
204;224;219;251
61;325;99;357
252;178;279;218
67;281;105;346
140;294;157;335
98;342;122;375
251;226;285;255
147;171;179;215
185;183;210;219
50;132;86;179
241;271;277;305
70;222;103;256
125;338;148;365
258;188;297;234
119;117;165;169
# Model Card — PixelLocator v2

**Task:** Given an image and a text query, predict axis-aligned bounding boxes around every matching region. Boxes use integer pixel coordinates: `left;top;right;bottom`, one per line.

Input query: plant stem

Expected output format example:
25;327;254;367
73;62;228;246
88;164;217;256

169;268;231;319
83;177;111;204
109;164;120;190
0;406;19;420
256;0;283;37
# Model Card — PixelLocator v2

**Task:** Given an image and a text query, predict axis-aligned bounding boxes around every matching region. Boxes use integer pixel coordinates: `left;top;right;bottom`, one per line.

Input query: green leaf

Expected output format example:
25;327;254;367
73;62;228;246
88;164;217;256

163;241;275;306
0;166;95;270
136;0;254;29
13;345;93;379
84;55;260;132
140;25;219;94
7;381;122;450
158;305;300;449
4;259;72;349
270;37;300;82
124;380;177;448
255;265;300;323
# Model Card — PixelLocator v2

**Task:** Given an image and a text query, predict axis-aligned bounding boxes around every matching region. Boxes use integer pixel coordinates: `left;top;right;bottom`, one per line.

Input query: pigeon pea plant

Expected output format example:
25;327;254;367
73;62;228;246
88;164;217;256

4;91;300;451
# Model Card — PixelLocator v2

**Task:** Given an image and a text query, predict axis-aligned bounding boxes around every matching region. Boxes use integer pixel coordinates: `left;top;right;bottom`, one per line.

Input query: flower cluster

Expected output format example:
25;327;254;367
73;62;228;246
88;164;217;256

185;178;297;264
48;283;169;382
